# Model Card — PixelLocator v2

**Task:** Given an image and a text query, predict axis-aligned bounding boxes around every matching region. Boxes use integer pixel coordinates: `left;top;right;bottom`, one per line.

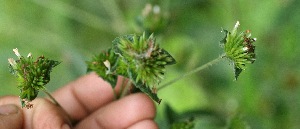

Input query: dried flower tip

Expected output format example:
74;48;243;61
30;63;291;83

103;60;111;74
103;60;110;69
13;48;21;58
21;99;33;109
242;47;249;51
8;58;17;66
27;52;32;58
234;21;240;29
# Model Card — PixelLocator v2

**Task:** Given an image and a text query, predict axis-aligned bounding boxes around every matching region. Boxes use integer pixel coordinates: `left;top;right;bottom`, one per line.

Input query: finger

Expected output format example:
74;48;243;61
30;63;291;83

0;96;71;129
0;103;23;129
52;72;122;121
23;98;71;129
128;119;159;129
74;93;156;129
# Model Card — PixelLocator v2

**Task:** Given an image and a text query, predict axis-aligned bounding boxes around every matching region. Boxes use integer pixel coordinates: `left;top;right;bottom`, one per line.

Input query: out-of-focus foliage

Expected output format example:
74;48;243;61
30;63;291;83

1;0;299;129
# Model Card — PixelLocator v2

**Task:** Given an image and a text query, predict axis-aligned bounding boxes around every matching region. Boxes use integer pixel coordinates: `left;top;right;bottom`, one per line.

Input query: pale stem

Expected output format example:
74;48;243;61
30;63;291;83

119;80;133;98
42;89;74;125
42;89;61;107
158;54;225;91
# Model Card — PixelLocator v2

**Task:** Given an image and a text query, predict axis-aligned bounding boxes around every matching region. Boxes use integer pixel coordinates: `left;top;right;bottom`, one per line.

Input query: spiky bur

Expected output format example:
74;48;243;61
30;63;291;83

113;33;176;103
8;48;60;108
220;21;256;80
86;48;125;88
87;33;176;104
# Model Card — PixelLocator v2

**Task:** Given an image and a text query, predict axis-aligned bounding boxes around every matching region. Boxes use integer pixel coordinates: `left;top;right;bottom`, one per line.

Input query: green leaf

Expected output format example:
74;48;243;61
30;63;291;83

135;81;162;104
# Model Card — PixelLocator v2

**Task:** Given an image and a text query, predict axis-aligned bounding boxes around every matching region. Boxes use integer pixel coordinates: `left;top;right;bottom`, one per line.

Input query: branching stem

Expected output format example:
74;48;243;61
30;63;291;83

158;54;225;91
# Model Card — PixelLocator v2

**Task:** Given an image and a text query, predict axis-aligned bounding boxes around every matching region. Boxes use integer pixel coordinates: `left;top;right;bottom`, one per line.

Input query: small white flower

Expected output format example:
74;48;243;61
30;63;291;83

234;21;240;29
13;48;21;58
8;58;17;66
103;60;111;70
242;47;249;51
27;53;32;58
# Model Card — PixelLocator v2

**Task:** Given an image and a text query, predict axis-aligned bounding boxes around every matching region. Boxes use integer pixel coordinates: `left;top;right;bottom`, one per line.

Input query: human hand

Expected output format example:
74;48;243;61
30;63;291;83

0;72;158;129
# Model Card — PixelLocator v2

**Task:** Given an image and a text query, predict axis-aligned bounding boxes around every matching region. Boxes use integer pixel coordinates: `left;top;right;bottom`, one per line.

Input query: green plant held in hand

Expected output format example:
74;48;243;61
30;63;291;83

7;21;256;110
87;21;256;107
6;21;256;129
8;48;60;108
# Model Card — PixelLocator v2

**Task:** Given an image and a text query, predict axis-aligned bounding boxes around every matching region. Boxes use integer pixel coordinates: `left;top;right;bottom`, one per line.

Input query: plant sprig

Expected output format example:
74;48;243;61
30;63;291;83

87;21;257;104
87;32;176;104
8;48;60;108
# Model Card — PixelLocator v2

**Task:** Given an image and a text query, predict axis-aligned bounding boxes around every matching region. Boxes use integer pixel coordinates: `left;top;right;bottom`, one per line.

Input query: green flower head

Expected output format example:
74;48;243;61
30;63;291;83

87;32;176;104
86;48;123;88
113;32;176;103
8;48;60;108
220;21;256;80
113;32;176;87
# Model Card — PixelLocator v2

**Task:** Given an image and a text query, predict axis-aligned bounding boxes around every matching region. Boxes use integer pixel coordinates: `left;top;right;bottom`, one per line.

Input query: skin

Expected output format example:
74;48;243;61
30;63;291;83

0;72;158;129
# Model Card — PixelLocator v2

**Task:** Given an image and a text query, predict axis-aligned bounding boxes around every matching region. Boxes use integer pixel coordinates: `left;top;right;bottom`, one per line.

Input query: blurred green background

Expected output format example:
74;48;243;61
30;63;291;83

1;0;299;128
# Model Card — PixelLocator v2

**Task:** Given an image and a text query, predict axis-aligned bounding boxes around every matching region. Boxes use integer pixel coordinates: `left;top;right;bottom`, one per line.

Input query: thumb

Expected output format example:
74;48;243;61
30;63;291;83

0;104;23;129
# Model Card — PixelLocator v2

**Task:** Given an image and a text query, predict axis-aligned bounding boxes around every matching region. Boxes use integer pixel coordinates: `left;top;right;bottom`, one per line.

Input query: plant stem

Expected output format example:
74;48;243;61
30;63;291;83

158;54;225;91
42;89;61;107
120;80;132;98
43;89;74;125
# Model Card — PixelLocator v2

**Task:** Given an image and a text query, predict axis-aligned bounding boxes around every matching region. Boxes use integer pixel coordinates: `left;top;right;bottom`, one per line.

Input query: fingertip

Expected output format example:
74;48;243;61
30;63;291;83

0;104;23;129
128;119;159;129
53;72;116;120
75;93;157;129
26;98;71;129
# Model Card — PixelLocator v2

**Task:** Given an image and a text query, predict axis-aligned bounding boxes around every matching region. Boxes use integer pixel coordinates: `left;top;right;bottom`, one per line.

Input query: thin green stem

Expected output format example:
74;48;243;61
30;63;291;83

158;54;225;91
42;89;74;125
112;89;118;100
120;80;132;98
42;89;61;107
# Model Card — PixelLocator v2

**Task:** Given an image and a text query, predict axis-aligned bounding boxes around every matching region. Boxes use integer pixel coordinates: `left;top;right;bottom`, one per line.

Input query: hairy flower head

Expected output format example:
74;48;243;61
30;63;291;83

112;32;176;103
113;33;176;87
8;48;60;108
220;21;256;80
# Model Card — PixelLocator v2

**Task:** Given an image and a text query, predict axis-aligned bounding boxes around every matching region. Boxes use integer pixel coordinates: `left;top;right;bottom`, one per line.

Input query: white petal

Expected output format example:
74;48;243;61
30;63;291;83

8;58;16;66
234;21;240;29
13;48;21;58
103;60;111;70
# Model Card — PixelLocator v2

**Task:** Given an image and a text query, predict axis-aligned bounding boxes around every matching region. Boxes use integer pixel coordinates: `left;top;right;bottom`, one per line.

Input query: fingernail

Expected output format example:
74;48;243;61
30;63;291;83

0;104;19;115
62;124;71;129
